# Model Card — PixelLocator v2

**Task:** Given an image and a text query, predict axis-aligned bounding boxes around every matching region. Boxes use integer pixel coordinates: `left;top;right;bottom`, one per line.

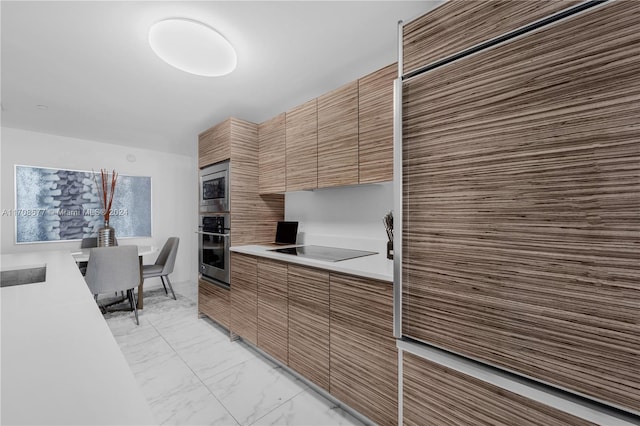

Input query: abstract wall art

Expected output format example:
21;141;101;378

13;165;152;243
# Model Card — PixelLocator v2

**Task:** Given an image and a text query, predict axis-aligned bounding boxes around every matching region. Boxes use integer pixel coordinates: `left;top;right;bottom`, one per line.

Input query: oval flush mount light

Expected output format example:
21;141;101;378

149;18;237;77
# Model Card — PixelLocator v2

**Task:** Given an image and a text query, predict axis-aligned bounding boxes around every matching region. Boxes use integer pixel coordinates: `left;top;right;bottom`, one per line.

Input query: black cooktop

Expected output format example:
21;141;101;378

270;245;377;262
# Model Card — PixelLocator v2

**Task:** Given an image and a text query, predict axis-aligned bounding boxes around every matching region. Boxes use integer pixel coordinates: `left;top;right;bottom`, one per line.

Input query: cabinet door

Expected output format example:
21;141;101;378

257;258;288;364
258;113;286;194
402;1;640;411
358;63;396;184
402;0;579;74
317;81;359;188
403;353;595;426
198;279;230;329
286;99;318;191
287;265;330;390
199;120;231;169
230;253;257;345
330;273;397;426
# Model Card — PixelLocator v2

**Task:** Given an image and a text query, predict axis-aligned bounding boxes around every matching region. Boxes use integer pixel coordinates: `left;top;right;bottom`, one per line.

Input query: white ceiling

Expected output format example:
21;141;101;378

1;1;442;156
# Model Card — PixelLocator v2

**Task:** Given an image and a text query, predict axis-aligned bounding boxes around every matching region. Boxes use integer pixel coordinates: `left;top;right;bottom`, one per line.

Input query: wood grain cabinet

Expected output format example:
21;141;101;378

287;264;330;391
285;99;318;191
257;258;288;365
317;81;359;188
198;279;230;329
402;0;580;74
329;273;397;426
258;113;286;194
358;63;396;184
198;120;231;169
402;353;595;426
230;253;258;345
402;0;640;412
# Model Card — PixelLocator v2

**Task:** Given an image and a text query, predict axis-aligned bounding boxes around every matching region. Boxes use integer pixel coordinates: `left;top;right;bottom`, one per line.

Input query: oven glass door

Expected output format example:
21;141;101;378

199;216;230;286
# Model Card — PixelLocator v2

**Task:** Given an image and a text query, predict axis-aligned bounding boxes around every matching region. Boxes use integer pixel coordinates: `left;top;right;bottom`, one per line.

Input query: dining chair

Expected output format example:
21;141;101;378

84;246;141;325
77;237;98;275
142;237;179;300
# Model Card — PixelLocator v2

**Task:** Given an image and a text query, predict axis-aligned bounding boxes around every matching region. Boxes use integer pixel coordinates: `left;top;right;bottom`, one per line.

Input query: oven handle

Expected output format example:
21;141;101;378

196;231;230;237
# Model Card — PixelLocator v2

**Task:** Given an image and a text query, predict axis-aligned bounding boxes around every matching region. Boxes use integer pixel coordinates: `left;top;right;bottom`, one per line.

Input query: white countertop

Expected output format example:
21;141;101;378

1;250;155;425
231;244;393;282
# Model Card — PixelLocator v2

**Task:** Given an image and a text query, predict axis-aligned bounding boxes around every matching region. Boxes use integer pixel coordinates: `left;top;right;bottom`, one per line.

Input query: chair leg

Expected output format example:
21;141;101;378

164;275;177;300
160;276;168;295
128;289;139;325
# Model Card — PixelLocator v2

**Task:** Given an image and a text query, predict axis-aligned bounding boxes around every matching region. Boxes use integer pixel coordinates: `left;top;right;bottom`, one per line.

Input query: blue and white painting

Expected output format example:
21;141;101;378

14;165;152;243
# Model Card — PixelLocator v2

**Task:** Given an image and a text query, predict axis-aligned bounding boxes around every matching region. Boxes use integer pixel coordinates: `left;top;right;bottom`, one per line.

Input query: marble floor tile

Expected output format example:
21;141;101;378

252;389;365;426
150;380;238;426
203;356;308;426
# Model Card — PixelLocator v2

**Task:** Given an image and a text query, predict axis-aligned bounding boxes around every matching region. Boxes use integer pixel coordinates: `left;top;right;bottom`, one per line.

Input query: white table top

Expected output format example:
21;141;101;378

71;244;156;262
1;250;155;425
231;244;393;282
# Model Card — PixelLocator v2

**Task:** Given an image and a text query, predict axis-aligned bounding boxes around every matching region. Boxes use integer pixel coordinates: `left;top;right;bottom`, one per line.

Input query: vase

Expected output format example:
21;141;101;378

98;222;116;247
387;240;394;260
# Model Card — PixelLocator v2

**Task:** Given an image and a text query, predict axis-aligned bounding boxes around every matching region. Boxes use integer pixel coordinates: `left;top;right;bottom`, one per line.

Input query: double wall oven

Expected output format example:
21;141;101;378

198;161;231;288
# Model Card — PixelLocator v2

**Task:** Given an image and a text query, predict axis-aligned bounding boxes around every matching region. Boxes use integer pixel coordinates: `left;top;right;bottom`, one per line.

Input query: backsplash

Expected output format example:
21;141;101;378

285;182;392;251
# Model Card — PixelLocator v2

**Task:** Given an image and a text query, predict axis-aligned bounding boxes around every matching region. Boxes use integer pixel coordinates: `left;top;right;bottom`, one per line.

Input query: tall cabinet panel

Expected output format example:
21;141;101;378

287;265;330;391
286;99;318;191
358;63;395;184
317;81;359;188
402;0;580;74
402;1;640;412
198;120;230;168
258;113;286;194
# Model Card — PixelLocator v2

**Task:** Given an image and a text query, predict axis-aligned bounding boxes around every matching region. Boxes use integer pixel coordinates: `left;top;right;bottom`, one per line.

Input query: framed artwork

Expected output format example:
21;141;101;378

13;165;152;243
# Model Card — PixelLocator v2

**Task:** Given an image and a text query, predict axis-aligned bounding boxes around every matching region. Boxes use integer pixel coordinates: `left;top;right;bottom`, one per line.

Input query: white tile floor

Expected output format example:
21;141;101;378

103;281;366;426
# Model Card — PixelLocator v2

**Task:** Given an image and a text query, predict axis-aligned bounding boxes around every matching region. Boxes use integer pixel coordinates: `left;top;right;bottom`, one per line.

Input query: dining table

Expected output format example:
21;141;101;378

72;245;157;309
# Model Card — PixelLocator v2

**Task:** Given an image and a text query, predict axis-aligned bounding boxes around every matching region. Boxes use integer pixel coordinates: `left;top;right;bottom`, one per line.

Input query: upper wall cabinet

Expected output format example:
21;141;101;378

199;120;231;169
258;113;286;194
402;0;580;74
358;63;396;184
286;99;318;191
317;81;359;188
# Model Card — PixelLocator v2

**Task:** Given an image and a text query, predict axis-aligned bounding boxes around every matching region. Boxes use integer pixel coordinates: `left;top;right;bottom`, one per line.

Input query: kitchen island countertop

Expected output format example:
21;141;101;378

1;250;155;425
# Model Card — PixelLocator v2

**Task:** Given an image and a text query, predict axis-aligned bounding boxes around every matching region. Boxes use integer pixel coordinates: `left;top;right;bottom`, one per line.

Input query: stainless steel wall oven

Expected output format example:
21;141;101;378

200;161;229;213
198;213;230;288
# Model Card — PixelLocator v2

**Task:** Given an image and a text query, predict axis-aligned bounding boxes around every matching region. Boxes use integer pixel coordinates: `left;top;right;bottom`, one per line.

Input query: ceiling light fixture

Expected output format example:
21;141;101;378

148;18;237;77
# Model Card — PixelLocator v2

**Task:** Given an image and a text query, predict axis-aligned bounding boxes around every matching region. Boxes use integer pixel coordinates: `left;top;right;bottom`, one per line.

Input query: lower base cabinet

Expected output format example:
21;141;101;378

402;352;595;426
230;253;258;345
287;264;331;391
198;279;230;329
257;258;289;365
330;273;397;426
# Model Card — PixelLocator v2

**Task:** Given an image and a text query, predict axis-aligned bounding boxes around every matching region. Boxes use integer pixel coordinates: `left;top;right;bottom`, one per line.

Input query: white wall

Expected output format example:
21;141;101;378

0;127;198;284
285;182;393;252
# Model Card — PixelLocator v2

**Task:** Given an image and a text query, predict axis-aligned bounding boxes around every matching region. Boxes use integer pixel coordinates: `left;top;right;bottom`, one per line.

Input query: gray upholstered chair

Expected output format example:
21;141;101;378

143;237;179;300
84;246;141;325
78;237;98;275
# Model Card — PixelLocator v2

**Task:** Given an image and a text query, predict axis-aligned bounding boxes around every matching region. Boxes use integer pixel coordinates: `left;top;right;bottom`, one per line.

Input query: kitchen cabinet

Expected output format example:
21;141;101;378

402;353;595;426
329;273;396;426
230;253;258;345
285;99;318;191
402;0;580;74
317;81;359;188
258;113;286;194
257;258;288;365
198;120;231;169
358;63;395;184
287;264;330;391
402;0;640;413
198;279;230;329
